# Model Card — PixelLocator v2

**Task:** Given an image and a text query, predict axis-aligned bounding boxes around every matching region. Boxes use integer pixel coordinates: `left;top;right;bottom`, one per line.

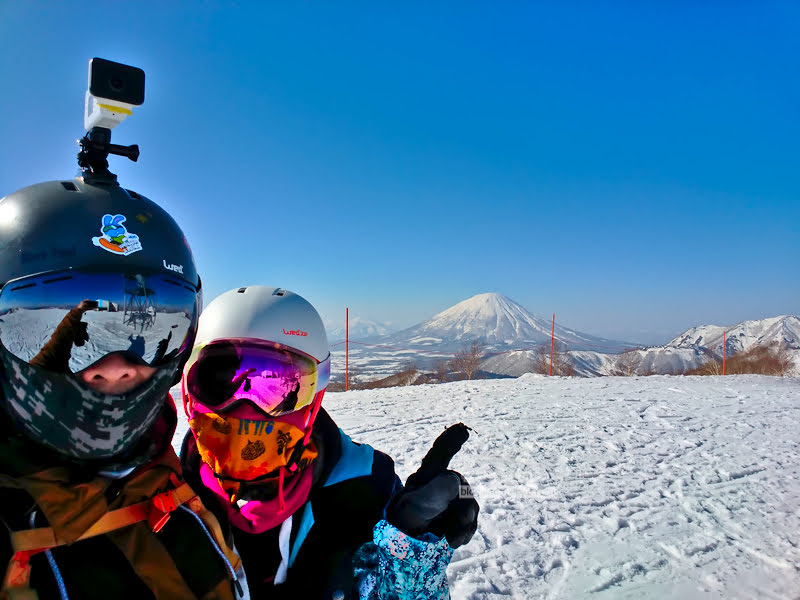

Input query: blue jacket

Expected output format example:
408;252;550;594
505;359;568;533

181;408;453;599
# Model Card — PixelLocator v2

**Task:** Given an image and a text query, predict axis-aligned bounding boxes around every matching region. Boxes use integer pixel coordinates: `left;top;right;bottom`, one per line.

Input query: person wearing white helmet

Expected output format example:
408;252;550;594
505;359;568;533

180;286;479;598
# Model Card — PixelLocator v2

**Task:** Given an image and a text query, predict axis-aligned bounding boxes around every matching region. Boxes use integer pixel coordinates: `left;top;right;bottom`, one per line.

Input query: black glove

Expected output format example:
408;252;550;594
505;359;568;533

74;321;89;347
387;423;479;548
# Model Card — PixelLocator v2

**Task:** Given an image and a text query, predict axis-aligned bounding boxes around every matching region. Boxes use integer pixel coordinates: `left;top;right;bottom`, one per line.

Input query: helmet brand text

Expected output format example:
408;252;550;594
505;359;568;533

282;329;308;337
163;260;184;274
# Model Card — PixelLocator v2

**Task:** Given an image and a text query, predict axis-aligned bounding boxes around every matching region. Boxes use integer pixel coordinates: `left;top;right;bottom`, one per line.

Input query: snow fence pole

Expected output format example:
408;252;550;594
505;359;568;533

550;314;555;376
723;330;726;376
346;307;349;391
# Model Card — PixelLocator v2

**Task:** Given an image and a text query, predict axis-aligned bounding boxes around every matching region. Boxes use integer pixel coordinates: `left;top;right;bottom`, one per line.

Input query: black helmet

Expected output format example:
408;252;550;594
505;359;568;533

0;176;201;465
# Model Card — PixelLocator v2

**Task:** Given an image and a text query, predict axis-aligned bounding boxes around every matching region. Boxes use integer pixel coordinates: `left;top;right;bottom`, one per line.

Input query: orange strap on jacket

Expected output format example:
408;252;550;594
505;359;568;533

2;482;196;598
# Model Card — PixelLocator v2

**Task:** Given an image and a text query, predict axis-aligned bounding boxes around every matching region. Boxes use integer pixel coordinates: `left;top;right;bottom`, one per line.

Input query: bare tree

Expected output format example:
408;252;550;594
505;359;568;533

399;361;419;386
686;347;723;375
433;359;450;383
686;342;797;376
770;342;796;376
451;340;486;380
613;349;642;376
346;363;361;390
530;345;550;375
530;341;574;376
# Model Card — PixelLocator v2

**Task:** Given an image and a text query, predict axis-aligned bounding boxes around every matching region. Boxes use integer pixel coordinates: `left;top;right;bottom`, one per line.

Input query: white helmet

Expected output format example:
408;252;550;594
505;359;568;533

194;286;329;363
183;286;331;419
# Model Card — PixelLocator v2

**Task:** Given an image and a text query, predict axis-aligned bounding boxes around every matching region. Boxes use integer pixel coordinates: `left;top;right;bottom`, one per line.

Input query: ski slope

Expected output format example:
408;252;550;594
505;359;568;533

173;374;800;599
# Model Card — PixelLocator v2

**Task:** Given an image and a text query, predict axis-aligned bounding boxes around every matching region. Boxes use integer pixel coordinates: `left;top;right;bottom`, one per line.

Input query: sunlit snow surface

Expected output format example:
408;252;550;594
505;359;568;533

172;375;800;599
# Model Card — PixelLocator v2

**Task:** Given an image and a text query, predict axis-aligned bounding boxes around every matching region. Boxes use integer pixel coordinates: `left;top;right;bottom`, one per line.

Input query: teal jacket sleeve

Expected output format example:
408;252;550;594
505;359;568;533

353;519;453;600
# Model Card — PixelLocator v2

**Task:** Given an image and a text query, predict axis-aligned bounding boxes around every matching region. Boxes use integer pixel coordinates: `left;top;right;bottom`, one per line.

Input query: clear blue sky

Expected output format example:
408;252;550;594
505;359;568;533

1;2;797;345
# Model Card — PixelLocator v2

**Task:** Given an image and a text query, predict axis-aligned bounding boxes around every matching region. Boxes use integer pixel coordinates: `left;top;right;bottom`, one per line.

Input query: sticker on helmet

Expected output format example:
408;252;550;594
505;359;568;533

92;214;143;256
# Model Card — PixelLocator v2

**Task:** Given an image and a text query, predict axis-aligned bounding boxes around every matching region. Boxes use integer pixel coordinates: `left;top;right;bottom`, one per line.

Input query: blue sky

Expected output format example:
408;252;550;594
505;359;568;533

1;2;797;345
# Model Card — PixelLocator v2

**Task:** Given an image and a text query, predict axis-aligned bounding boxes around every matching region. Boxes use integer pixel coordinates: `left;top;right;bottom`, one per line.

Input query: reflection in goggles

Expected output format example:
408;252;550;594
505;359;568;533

0;271;199;374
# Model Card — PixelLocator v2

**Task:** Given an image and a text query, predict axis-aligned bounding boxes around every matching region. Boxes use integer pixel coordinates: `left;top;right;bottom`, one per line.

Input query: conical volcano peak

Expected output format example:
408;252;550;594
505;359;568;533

414;292;551;345
385;292;628;351
432;292;519;318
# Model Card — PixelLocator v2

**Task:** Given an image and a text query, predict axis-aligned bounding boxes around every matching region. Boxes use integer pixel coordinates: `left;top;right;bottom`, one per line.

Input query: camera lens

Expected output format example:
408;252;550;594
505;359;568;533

109;77;124;92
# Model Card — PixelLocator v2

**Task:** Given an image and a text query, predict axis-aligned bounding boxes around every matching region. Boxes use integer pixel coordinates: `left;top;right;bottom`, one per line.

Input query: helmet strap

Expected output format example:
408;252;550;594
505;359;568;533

181;376;193;420
301;390;325;447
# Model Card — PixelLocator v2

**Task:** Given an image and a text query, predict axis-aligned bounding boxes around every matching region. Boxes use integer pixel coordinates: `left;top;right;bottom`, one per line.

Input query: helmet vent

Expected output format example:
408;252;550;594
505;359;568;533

60;181;78;191
237;287;247;293
273;289;286;296
125;189;142;200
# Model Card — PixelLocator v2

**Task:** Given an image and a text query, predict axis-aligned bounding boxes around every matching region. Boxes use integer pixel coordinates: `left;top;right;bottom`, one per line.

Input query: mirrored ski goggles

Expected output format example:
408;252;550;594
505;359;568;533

185;340;330;417
0;270;200;374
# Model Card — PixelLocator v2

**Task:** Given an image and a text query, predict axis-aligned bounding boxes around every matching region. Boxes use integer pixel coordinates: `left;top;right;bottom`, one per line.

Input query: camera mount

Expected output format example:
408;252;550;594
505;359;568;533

77;127;139;181
77;58;145;181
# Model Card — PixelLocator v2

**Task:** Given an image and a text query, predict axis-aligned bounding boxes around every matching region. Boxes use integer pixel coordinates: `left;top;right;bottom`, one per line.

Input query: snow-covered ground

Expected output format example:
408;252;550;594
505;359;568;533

173;374;800;599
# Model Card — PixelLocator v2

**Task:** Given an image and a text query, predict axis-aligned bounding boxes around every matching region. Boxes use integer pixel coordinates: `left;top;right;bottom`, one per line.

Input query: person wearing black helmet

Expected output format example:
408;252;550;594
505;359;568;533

0;58;244;600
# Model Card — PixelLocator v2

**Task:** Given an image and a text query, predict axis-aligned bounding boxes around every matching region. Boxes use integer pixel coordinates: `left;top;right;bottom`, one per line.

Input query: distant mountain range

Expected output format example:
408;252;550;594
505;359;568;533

327;293;800;380
326;316;395;342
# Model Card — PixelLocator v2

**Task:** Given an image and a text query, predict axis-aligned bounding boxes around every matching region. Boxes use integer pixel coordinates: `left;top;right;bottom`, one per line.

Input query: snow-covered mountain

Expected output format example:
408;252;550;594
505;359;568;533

383;293;629;352
483;315;800;378
326;316;395;342
624;315;800;376
329;293;633;381
328;294;799;380
666;315;800;355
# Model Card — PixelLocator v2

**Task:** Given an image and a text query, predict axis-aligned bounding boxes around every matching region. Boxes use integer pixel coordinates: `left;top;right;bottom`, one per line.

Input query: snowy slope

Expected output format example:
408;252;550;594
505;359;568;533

482;316;800;378
172;375;800;599
597;315;800;377
667;315;800;354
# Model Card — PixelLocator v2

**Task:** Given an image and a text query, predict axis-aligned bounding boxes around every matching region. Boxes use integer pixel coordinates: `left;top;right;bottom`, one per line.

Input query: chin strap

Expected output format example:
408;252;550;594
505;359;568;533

302;390;325;447
181;375;193;420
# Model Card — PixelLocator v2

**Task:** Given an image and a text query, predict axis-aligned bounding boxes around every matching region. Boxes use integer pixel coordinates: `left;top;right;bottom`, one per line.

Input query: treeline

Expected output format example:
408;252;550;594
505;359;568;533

328;339;575;391
614;341;796;377
328;340;796;391
684;342;795;376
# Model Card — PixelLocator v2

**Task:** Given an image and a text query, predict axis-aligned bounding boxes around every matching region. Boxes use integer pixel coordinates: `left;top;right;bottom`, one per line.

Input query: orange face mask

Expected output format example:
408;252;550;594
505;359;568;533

190;411;318;482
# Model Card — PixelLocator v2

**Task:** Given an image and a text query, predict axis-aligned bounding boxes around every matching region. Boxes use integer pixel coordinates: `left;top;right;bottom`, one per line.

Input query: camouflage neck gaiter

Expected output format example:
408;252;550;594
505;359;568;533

0;348;177;460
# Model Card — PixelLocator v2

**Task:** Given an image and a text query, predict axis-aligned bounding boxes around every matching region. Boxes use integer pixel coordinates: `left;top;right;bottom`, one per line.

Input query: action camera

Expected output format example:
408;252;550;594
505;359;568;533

89;58;145;106
84;58;145;131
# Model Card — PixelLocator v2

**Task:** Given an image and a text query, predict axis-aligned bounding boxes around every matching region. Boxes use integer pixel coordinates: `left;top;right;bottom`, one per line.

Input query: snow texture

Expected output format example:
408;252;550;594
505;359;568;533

172;374;800;599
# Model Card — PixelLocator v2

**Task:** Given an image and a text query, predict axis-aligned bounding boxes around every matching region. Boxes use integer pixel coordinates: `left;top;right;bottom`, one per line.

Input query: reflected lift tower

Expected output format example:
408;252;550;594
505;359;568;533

123;274;156;330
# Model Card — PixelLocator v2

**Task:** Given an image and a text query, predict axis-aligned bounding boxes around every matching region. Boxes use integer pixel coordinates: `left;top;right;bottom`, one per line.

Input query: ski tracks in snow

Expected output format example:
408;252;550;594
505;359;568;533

321;375;800;600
